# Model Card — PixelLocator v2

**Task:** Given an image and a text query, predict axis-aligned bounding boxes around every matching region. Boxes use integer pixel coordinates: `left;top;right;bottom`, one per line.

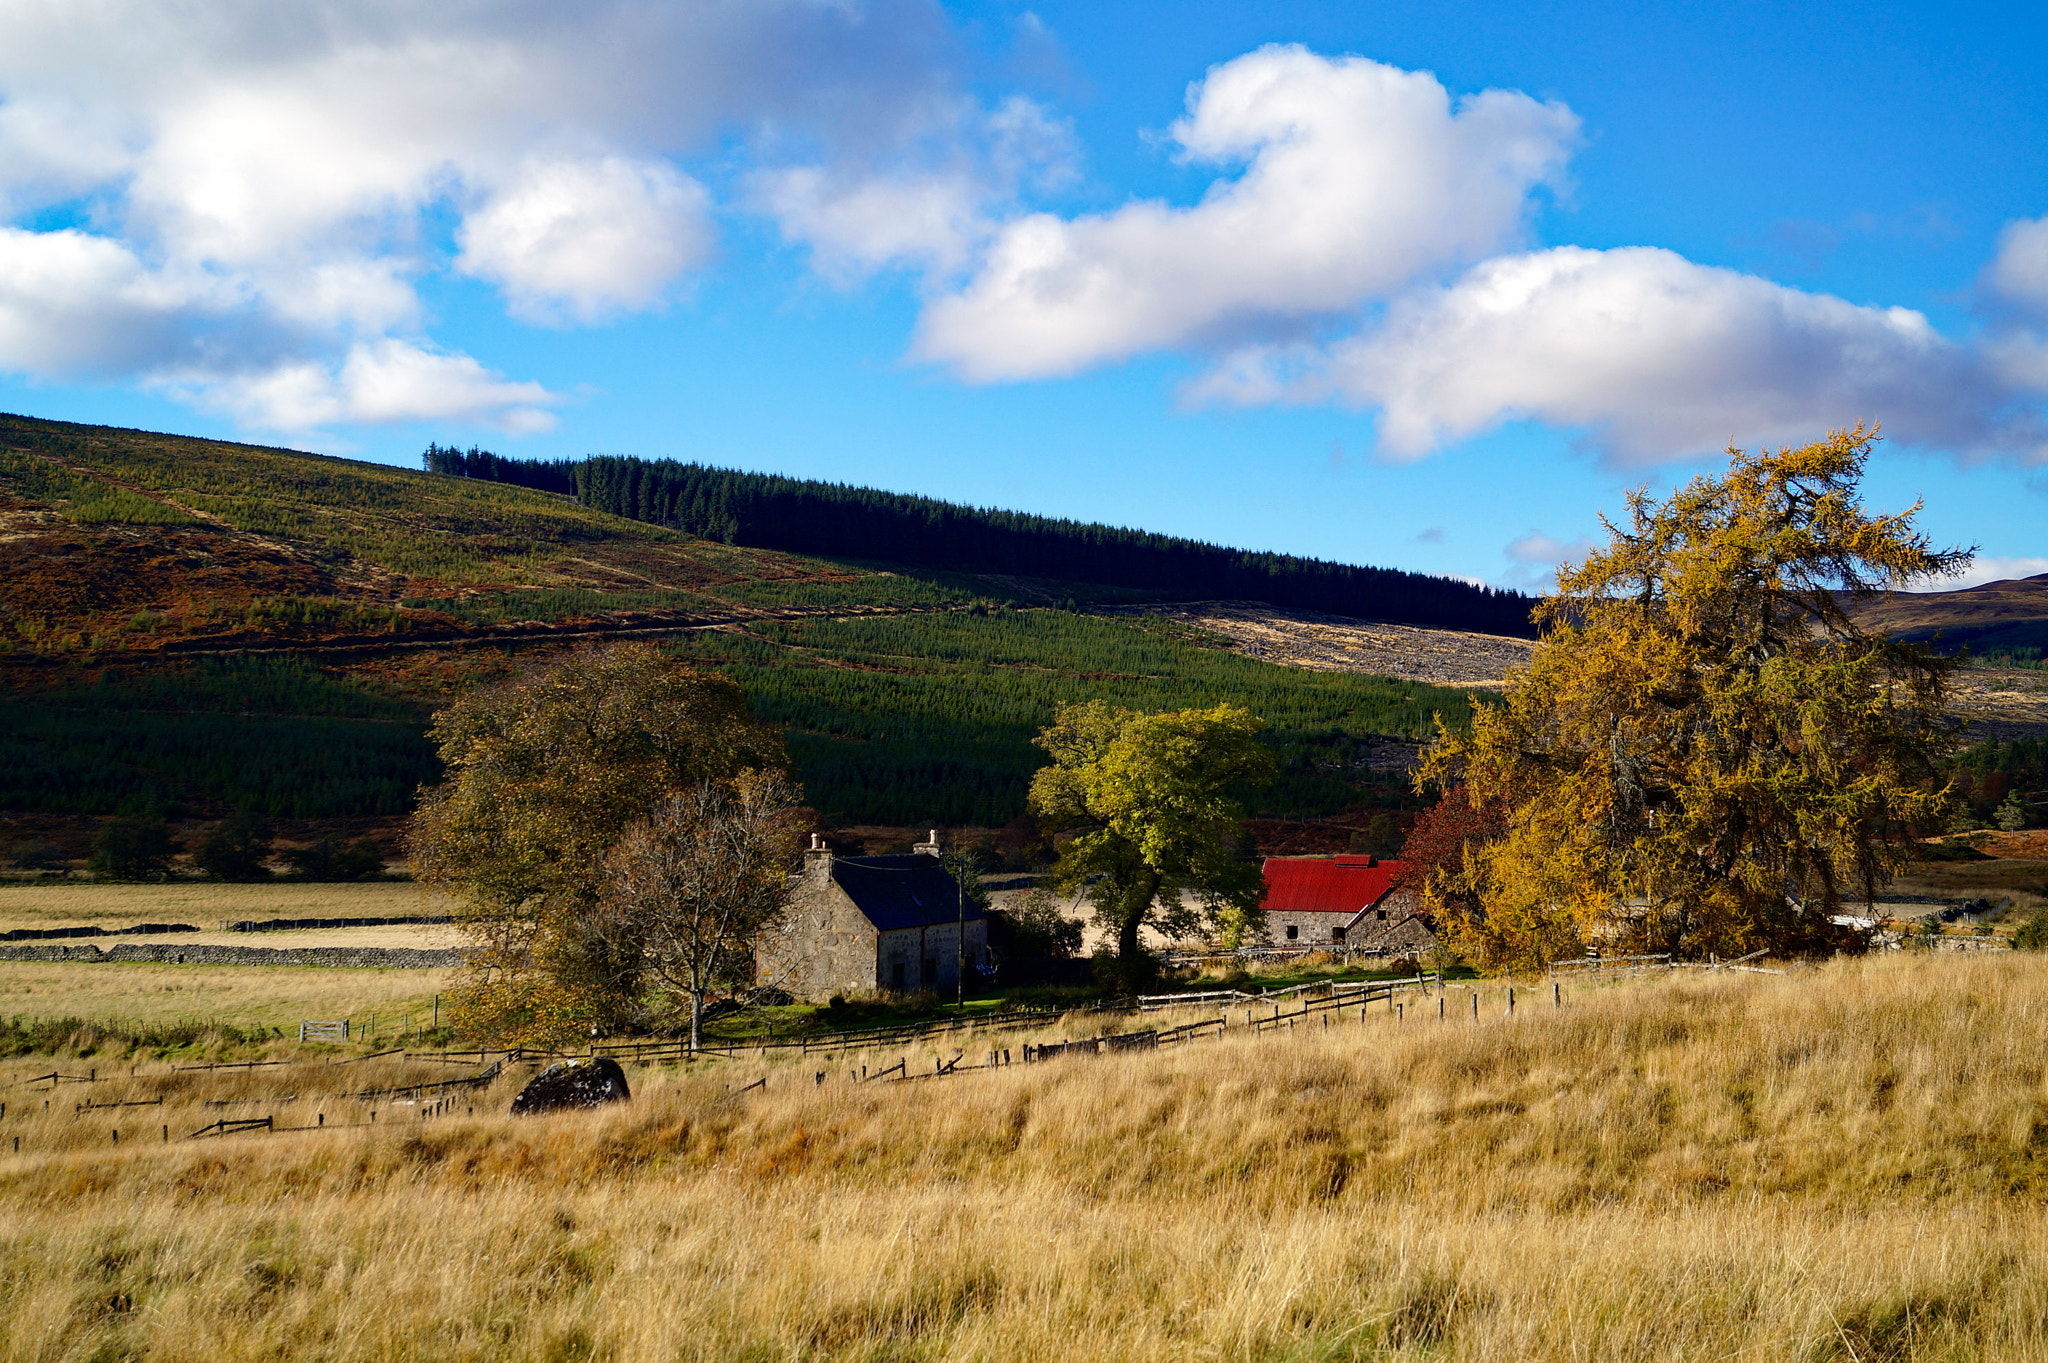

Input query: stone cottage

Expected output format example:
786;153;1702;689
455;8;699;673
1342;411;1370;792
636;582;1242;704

762;833;990;1001
1260;854;1434;953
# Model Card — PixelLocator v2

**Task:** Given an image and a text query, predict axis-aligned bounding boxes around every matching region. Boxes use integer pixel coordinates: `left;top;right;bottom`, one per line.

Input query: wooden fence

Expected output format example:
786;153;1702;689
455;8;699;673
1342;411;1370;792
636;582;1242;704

1547;949;1783;979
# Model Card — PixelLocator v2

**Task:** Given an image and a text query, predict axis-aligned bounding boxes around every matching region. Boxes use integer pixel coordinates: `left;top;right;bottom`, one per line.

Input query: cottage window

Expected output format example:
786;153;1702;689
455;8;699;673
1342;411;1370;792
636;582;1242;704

891;961;906;990
1376;909;1387;920
1285;924;1298;940
1332;926;1346;942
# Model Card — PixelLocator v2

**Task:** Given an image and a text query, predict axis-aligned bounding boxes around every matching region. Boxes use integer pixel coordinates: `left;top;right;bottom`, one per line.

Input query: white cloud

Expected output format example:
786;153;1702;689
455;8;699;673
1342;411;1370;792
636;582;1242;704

458;157;713;323
1984;216;2048;317
1498;528;1596;590
183;339;559;434
1505;530;1594;566
0;226;235;377
914;44;1578;380
1905;555;2048;592
752;95;1078;283
1201;246;2035;466
0;0;967;430
755;164;990;280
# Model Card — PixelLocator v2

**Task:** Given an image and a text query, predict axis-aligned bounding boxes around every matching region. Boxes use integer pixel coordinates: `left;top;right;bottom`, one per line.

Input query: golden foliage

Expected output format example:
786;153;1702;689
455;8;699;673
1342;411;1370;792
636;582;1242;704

1424;429;1967;971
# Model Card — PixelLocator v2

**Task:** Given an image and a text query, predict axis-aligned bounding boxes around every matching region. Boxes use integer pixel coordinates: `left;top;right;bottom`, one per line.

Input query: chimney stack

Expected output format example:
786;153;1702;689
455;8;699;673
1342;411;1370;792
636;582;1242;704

804;832;832;877
914;829;941;858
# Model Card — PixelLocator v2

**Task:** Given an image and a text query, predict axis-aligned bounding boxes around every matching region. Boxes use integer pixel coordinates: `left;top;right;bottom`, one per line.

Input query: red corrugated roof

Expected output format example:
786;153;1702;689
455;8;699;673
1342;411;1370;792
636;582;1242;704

1260;856;1404;914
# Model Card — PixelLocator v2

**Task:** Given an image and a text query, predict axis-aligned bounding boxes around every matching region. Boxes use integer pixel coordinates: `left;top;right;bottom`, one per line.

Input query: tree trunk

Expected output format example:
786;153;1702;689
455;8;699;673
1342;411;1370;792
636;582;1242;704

1113;869;1161;990
689;988;703;1052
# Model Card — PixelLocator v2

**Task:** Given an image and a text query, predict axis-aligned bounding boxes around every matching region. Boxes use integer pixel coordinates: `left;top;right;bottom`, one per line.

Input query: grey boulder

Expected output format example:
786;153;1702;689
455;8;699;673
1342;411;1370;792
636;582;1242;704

509;1057;632;1115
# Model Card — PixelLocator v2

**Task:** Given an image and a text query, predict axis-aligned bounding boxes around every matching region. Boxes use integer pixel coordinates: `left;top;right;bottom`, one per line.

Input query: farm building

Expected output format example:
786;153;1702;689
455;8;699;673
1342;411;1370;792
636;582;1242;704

1260;855;1435;954
762;833;990;1001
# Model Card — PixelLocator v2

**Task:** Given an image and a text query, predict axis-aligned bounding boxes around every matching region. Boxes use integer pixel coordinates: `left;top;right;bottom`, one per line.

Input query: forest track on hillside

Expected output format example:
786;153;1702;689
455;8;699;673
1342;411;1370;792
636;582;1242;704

0;602;974;672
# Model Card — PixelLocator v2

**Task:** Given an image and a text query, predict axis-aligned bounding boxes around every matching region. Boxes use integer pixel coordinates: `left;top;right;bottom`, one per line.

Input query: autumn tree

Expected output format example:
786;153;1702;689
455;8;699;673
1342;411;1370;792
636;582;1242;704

1391;783;1509;962
594;770;802;1051
1420;428;1965;972
1027;701;1274;986
410;644;787;1043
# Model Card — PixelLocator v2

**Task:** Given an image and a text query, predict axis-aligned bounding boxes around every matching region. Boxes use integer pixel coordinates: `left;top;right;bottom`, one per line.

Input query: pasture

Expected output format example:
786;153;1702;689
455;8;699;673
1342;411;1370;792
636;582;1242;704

4;954;2048;1361
0;880;454;932
0;962;453;1039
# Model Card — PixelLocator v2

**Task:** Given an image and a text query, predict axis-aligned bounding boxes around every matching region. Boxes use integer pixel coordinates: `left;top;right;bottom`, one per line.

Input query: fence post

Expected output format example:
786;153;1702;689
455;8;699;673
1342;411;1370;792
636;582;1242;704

1554;982;1561;1008
1471;993;1478;1021
1438;996;1444;1021
1508;987;1515;1017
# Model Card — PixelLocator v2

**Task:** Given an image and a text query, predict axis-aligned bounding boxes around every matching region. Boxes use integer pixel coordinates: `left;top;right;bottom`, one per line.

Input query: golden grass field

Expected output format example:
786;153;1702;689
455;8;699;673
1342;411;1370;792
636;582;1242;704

0;962;453;1033
0;879;456;931
5;953;2048;1360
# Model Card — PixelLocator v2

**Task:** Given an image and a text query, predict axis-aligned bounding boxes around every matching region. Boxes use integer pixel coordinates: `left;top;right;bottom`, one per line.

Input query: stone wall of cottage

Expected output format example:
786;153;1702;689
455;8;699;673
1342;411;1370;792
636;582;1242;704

761;855;881;1000
876;918;988;993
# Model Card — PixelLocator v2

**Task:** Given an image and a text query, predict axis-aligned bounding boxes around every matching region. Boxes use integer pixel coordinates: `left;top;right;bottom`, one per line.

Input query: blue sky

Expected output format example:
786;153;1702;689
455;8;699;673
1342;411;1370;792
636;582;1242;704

1;0;2044;591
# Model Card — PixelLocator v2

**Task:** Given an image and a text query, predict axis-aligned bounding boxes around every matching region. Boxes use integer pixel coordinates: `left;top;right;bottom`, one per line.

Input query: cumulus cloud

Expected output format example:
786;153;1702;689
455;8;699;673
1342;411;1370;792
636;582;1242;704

1497;528;1597;590
913;44;1578;380
178;340;559;434
458;157;714;323
1984;216;2048;317
755;165;991;280
1198;246;2041;466
752;95;1077;282
0;0;966;430
1505;530;1594;565
0;227;230;377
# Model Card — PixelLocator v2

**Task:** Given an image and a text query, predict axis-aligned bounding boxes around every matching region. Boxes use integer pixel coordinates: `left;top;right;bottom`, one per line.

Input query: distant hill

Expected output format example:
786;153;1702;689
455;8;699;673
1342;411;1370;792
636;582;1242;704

0;412;1483;830
1846;574;2048;654
426;446;1538;637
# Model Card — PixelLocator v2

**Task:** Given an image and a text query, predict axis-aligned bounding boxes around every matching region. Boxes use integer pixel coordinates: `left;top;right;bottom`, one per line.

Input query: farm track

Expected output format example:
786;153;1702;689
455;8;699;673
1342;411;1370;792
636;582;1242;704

0;600;972;671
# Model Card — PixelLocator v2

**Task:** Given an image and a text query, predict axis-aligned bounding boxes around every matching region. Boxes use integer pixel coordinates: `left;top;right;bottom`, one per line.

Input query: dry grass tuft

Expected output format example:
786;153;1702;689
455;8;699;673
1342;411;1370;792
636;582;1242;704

6;954;2048;1360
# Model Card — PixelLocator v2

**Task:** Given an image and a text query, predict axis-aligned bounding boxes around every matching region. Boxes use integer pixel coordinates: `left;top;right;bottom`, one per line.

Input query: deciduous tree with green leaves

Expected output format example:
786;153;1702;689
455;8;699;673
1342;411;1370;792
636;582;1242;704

410;644;786;1044
1420;428;1966;972
1028;701;1274;986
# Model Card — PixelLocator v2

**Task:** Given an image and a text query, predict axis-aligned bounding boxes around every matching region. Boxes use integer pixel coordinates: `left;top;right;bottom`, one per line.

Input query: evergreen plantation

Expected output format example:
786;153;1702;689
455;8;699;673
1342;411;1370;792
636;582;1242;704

423;445;1538;635
5;417;2028;834
0;615;1471;825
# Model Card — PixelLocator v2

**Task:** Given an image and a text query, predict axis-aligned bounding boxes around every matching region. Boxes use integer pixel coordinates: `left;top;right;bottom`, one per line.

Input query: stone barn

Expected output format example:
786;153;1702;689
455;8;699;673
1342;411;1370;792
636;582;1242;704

1260;854;1434;953
763;834;990;1001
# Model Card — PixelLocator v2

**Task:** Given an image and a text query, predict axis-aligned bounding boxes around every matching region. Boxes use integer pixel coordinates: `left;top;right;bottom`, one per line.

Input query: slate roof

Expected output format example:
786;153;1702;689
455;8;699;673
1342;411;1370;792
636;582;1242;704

831;855;988;932
1261;856;1406;915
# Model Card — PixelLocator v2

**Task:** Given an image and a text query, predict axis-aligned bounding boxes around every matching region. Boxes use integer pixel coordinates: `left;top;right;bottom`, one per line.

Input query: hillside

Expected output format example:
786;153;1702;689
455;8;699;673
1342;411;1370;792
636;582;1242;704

1846;572;2048;653
433;445;1539;635
0;413;1480;836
